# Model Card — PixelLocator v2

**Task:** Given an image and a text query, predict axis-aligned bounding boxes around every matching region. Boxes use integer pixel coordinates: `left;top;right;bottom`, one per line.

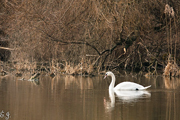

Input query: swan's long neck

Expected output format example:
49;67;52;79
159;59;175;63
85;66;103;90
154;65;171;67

109;73;116;90
109;89;115;107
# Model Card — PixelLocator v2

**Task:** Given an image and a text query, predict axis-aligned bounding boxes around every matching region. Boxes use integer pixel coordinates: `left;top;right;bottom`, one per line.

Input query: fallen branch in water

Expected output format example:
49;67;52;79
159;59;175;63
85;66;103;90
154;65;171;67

28;72;40;81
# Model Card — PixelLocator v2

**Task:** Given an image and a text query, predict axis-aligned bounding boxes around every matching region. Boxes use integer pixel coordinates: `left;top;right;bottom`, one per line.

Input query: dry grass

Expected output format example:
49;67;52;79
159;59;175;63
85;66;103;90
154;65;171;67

64;59;94;75
164;62;180;77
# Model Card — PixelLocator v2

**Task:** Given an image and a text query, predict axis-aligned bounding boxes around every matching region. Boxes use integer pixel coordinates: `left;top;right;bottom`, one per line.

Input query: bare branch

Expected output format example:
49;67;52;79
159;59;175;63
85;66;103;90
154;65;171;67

0;47;14;51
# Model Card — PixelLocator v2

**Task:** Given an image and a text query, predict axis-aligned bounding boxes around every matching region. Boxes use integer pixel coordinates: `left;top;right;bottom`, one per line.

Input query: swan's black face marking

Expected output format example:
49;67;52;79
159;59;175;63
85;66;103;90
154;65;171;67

136;88;139;91
104;73;108;79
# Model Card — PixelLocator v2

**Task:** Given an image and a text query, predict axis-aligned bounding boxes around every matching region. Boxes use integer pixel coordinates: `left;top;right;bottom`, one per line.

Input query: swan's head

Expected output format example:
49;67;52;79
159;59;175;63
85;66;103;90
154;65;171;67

104;71;113;79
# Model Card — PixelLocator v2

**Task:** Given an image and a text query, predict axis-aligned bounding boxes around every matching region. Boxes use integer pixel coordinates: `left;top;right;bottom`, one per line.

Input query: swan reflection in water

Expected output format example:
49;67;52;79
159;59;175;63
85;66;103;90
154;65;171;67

104;89;151;112
115;89;151;102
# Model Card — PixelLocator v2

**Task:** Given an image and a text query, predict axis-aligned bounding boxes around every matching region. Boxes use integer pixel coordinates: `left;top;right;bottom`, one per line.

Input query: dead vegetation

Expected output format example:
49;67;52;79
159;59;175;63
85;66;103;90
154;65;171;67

64;58;94;75
163;4;180;77
0;0;180;76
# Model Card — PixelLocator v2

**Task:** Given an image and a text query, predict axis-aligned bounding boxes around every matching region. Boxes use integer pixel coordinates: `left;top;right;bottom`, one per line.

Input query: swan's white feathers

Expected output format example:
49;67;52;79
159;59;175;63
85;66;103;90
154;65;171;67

104;71;151;91
114;81;147;90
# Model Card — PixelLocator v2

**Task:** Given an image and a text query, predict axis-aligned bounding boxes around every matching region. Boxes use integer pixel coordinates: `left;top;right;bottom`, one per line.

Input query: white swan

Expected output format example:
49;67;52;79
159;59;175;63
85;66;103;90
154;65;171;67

104;71;151;91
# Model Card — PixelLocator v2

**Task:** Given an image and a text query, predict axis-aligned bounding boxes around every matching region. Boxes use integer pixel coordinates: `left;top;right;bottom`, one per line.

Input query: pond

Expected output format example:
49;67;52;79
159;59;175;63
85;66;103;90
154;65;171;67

0;73;180;120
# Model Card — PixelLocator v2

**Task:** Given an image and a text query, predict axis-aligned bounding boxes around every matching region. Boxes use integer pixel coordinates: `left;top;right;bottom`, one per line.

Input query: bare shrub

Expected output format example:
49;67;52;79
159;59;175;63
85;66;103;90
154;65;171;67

1;0;180;74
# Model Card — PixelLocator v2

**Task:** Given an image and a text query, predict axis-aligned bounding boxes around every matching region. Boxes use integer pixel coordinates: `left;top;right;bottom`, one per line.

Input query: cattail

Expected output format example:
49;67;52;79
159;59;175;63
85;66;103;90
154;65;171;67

164;4;170;15
164;4;175;18
123;48;126;54
170;7;175;18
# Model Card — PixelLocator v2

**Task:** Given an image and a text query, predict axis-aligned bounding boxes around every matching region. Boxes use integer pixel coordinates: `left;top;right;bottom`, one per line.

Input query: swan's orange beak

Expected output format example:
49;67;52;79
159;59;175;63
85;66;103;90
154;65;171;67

104;75;107;79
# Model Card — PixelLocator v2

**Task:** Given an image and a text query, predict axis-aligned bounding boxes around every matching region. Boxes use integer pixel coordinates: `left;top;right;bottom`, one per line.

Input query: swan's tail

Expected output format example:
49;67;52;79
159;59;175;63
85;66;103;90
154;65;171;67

144;85;151;89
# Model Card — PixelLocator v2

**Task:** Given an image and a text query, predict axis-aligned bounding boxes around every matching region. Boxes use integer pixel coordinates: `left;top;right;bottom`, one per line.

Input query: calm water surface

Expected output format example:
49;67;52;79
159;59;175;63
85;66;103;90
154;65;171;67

0;74;180;120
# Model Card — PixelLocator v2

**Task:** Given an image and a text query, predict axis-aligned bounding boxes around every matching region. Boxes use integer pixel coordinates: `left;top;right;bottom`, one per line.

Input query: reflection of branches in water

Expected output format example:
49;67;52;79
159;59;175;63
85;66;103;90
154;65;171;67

166;90;178;120
51;76;57;92
64;76;94;89
142;75;180;89
166;92;171;120
162;77;180;119
164;77;180;89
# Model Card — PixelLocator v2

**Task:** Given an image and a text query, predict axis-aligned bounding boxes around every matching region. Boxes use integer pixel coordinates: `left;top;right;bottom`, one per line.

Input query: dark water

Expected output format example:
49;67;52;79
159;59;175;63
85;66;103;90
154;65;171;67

0;74;180;120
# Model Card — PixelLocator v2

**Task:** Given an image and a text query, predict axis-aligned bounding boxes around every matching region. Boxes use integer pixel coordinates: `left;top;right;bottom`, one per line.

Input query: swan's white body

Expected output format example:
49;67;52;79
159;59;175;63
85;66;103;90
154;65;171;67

104;71;151;91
